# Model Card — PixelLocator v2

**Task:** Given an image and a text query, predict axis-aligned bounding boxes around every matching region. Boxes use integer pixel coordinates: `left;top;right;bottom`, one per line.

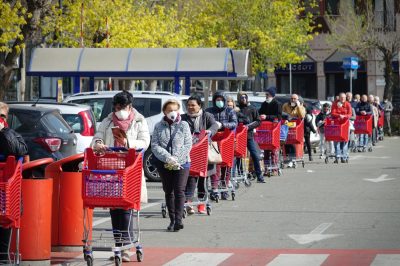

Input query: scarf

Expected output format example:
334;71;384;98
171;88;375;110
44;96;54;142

0;117;8;128
187;109;202;133
112;110;135;146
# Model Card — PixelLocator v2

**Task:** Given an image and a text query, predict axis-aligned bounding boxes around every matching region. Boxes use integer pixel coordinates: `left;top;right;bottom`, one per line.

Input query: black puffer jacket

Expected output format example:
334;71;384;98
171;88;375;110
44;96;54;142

205;91;238;131
0;128;28;157
237;104;260;139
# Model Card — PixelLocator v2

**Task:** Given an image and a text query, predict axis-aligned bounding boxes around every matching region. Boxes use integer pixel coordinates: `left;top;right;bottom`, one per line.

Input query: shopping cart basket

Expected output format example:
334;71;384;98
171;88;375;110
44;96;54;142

255;121;282;176
281;119;305;168
0;156;22;266
324;117;350;142
231;124;251;189
82;147;143;265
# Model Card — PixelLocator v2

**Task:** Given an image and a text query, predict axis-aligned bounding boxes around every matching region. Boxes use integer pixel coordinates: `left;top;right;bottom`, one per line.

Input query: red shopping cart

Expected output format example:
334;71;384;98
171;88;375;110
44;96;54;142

210;128;236;201
281;119;305;168
0;156;22;265
324;117;350;163
190;130;209;178
82;147;144;265
354;115;373;152
231;124;251;188
254;121;282;176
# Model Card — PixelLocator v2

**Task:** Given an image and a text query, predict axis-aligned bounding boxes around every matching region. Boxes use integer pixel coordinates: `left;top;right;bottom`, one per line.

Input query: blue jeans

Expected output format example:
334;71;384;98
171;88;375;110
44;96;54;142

247;138;262;178
358;134;369;147
334;141;348;159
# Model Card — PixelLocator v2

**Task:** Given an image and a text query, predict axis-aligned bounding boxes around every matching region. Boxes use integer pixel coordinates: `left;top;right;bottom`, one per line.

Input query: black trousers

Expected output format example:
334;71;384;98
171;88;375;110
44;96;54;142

304;133;312;158
0;227;11;262
110;209;133;247
185;176;206;199
158;166;189;224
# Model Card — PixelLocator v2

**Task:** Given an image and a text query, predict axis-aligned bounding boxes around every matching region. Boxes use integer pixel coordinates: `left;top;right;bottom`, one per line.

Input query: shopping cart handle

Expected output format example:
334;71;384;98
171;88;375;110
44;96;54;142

107;147;128;152
90;169;117;174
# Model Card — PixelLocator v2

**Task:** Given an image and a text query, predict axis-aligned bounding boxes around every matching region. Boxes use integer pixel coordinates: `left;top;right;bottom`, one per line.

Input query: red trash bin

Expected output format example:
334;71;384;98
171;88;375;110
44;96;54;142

11;158;54;265
45;153;93;251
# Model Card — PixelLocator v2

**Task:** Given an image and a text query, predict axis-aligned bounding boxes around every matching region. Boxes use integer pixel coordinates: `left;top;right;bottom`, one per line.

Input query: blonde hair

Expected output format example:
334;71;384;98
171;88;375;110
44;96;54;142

226;96;236;108
162;99;181;112
0;102;9;114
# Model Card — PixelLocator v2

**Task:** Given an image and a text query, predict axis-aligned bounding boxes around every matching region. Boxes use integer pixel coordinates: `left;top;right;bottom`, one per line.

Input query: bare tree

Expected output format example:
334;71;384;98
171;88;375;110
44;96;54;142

326;0;400;99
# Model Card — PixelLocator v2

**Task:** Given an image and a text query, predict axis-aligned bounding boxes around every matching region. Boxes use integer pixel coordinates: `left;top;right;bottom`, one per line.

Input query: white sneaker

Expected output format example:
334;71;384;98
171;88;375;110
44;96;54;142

287;161;293;168
186;205;195;215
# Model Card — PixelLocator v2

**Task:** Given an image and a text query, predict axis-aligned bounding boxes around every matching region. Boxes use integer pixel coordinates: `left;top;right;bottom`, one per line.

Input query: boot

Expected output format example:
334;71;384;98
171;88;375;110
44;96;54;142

309;155;313;161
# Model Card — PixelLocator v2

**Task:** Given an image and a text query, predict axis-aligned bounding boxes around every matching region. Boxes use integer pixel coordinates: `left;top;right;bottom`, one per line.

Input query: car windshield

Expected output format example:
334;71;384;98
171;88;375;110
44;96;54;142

62;114;84;134
42;112;72;134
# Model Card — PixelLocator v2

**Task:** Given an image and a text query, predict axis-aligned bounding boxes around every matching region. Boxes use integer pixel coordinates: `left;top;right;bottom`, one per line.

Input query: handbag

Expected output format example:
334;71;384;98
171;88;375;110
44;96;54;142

208;141;222;164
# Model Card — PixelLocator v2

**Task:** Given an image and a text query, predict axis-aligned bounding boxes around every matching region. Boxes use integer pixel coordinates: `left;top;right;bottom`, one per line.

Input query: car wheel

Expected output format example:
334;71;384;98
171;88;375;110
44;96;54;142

143;150;161;182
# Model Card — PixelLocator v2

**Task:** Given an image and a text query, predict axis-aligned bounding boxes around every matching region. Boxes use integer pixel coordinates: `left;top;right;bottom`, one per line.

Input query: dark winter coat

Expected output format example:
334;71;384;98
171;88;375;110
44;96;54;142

258;98;282;120
0;128;28;158
205;91;238;130
355;101;372;115
237;104;261;139
181;111;219;136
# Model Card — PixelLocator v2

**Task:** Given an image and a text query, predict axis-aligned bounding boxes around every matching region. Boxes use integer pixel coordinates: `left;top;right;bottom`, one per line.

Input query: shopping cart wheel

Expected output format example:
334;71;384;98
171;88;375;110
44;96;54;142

183;209;187;219
85;255;93;266
368;147;373;152
136;249;144;262
302;161;305;168
244;179;251;187
280;162;285;169
278;169;282;176
325;157;329;164
114;256;121;266
206;207;212;215
161;203;167;218
234;182;240;189
231;192;236;201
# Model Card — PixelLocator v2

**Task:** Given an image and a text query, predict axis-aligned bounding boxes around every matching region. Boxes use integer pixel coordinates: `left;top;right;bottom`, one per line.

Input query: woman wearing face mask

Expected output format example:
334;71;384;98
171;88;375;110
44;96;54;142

91;91;150;262
181;95;218;214
151;99;192;232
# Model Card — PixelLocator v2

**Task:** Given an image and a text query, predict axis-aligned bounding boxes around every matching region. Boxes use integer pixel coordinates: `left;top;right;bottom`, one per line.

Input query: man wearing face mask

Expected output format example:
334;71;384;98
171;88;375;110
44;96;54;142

331;92;352;163
281;94;306;120
355;94;372;151
205;91;237;200
91;91;150;262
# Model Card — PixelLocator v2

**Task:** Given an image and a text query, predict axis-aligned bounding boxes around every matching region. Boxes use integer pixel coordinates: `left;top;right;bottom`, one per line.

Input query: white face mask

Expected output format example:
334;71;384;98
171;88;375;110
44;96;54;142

167;111;178;120
291;102;296;107
115;110;130;120
265;97;272;103
337;102;343;108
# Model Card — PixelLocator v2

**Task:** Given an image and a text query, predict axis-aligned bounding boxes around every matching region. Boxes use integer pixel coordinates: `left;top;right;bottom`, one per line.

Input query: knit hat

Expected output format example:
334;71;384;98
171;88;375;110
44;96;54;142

265;87;276;97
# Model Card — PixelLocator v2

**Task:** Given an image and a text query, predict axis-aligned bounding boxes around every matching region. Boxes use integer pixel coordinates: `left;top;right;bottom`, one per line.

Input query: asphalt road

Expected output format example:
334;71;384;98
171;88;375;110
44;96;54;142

126;136;400;250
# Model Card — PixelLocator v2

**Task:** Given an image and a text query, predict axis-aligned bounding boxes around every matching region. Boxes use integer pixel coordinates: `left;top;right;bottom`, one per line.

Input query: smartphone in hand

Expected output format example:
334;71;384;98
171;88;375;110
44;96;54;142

111;126;127;138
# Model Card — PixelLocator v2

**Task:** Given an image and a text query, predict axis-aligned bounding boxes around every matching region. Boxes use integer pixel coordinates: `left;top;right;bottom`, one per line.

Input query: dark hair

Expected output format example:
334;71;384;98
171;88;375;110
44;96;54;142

323;103;330;108
113;90;134;108
187;95;203;107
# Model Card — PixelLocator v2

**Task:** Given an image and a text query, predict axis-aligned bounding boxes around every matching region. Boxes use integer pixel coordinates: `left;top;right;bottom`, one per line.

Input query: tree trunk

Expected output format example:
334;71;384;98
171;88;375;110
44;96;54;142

0;66;14;100
383;52;395;100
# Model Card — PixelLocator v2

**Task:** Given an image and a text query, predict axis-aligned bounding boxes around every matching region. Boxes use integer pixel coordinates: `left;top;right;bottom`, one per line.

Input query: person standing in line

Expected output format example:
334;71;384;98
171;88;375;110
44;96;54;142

303;103;317;161
258;87;282;175
331;92;352;163
151;99;192;232
205;91;237;200
355;94;372;151
316;103;334;158
181;96;218;214
0;102;28;264
368;94;379;145
346;92;358;109
91;91;150;262
281;93;306;168
236;92;264;182
382;97;393;136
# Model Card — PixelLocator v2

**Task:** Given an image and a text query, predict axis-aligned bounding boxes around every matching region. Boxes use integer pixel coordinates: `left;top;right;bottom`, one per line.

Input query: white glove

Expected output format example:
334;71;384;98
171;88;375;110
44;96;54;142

166;156;178;165
0;122;4;131
216;121;222;129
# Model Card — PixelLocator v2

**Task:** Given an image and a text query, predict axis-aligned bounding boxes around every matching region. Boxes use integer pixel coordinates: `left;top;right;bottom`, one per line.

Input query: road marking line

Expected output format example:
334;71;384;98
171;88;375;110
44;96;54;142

371;254;400;266
267;254;329;266
288;223;341;245
163;253;233;266
93;202;161;227
364;174;395;183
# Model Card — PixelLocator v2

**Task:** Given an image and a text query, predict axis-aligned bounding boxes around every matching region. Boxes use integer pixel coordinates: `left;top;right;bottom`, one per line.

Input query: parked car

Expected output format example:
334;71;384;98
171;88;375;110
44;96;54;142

7;102;96;153
64;90;190;182
6;105;77;162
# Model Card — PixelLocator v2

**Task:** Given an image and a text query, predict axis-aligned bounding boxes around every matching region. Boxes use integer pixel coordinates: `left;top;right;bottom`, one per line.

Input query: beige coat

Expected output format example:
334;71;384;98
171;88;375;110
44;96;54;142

282;102;306;119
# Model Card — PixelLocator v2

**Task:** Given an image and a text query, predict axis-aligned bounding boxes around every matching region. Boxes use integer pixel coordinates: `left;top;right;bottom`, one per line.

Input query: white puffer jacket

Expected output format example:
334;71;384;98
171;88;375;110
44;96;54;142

91;108;150;150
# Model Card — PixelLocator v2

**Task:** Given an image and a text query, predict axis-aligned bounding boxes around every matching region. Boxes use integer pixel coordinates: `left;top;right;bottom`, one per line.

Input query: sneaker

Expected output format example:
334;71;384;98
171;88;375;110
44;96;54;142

174;222;184;232
257;177;266;183
167;221;175;231
221;192;229;200
334;158;338;164
186;205;195;215
309;156;313;161
287;161;293;168
340;158;346;163
198;204;206;214
121;251;131;262
319;155;323;159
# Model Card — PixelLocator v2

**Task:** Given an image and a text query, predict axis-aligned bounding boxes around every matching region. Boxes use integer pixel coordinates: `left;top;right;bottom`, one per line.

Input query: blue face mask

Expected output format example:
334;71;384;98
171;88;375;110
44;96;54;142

215;100;224;108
